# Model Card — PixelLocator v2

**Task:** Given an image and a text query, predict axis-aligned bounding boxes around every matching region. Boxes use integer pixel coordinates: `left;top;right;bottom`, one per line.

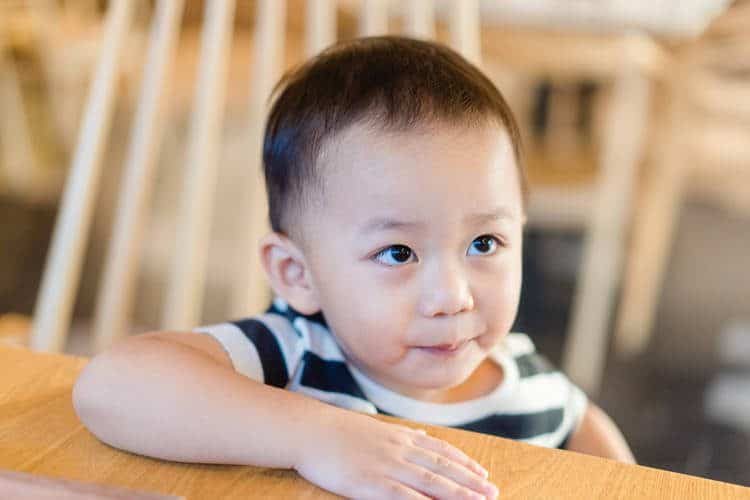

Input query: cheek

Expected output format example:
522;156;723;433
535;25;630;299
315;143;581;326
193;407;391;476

474;258;522;325
313;263;413;355
323;257;415;318
329;311;412;371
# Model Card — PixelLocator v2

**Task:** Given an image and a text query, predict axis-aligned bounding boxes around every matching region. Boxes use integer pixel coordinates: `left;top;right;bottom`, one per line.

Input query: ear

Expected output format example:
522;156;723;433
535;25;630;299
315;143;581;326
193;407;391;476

259;232;321;315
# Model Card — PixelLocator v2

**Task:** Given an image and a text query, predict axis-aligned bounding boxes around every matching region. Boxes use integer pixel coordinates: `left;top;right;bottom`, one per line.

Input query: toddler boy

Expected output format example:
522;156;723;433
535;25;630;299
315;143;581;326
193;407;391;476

74;36;634;500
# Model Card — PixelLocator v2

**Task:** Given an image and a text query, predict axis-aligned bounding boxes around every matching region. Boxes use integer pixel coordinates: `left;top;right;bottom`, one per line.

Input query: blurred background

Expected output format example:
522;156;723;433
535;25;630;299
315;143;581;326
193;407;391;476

1;0;749;487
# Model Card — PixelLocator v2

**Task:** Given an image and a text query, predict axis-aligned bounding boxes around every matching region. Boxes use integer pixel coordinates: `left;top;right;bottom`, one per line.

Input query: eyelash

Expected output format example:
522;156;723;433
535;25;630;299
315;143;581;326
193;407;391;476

371;235;504;267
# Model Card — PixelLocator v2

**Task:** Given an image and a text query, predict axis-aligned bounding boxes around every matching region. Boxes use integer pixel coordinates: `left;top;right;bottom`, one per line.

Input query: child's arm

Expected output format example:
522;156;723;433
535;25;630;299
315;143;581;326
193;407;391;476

73;332;499;500
564;402;636;463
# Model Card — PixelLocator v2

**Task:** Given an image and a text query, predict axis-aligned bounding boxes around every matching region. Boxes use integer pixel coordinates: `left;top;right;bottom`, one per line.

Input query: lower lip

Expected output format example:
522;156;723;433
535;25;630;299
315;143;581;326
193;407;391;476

417;340;470;357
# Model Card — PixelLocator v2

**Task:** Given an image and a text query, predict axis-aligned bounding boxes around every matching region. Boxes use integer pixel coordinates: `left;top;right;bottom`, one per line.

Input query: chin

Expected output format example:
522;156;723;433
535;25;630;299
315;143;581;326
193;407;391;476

408;362;478;391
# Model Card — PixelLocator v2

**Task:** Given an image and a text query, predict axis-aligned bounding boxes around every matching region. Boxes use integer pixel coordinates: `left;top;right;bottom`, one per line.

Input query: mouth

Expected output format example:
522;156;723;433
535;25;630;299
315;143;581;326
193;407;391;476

416;339;471;356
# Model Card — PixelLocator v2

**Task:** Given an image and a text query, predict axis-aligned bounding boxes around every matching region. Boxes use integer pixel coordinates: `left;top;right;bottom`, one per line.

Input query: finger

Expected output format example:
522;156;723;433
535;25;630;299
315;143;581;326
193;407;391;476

390;463;489;500
406;448;499;499
361;478;432;500
392;424;427;436
412;433;489;479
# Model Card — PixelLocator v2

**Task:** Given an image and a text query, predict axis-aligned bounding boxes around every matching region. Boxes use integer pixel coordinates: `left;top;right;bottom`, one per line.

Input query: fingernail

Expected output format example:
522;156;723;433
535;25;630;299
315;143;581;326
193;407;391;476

479;466;489;478
416;429;427;435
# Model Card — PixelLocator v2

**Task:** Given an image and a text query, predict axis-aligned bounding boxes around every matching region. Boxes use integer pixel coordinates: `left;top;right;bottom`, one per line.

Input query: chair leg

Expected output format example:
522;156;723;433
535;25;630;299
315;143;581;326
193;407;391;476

614;119;687;358
448;0;481;66
0;60;38;198
92;0;185;353
229;0;287;319
30;0;134;352
360;0;388;36
405;0;435;39
306;0;336;57
162;0;236;330
561;67;651;396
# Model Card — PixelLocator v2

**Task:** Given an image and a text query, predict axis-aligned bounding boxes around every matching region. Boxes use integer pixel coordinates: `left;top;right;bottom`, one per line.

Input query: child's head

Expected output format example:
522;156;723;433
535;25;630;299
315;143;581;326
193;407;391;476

260;36;526;400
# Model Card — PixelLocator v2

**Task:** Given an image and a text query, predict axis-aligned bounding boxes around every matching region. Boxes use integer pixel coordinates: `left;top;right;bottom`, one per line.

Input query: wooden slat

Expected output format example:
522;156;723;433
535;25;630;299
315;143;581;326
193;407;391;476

482;29;666;80
229;0;286;319
64;0;99;21
162;0;236;330
447;0;481;65
92;0;185;352
685;119;750;170
22;0;78;151
0;59;39;199
684;70;750;122
614;104;686;357
29;0;134;352
405;0;434;39
306;0;335;57
359;0;388;36
562;65;651;395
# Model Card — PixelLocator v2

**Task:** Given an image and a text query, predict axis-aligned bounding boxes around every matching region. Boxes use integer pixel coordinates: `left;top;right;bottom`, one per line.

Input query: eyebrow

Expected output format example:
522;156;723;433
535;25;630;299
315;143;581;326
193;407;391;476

358;208;516;235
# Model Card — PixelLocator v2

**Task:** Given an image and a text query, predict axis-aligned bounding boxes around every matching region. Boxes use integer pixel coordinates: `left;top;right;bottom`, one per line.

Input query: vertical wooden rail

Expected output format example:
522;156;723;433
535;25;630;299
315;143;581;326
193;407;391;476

92;0;185;352
66;0;99;21
30;0;134;352
360;0;388;36
24;0;94;151
447;0;481;65
561;60;651;395
405;0;434;39
0;60;38;198
162;0;236;330
229;0;287;319
614;72;687;357
306;0;335;57
22;0;73;151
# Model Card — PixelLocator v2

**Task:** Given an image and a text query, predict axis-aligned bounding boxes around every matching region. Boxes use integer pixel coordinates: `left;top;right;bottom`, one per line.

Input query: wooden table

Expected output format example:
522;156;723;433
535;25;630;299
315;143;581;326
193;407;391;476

1;344;748;499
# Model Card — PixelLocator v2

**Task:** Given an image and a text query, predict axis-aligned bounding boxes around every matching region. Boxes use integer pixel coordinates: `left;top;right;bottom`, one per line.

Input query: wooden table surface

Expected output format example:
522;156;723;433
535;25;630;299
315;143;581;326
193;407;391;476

1;344;749;499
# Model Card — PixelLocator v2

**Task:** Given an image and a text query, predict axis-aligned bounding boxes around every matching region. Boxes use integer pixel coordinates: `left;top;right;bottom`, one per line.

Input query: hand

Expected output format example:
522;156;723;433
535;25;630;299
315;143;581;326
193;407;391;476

294;410;499;499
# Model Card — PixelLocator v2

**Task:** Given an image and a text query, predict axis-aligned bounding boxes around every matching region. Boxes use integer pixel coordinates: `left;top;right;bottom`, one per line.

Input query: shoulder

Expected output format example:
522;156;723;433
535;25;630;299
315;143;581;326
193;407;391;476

499;332;589;447
192;300;312;386
501;333;556;378
502;332;584;400
191;298;344;387
503;332;537;357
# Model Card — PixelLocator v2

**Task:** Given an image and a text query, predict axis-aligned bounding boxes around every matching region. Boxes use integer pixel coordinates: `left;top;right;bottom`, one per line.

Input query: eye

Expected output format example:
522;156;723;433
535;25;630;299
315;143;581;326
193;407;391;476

467;235;501;256
373;245;416;266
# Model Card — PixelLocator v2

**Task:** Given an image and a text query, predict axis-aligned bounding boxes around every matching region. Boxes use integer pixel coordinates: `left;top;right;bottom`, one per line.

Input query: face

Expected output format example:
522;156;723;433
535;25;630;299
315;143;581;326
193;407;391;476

297;121;524;402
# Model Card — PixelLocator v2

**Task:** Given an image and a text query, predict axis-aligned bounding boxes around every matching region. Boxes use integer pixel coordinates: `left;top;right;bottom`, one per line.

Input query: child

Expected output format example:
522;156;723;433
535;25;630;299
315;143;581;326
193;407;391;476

74;36;634;500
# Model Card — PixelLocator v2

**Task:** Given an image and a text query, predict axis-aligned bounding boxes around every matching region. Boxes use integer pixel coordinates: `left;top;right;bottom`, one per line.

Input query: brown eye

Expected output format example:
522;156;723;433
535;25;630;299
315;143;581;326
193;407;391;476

373;245;415;266
468;235;499;256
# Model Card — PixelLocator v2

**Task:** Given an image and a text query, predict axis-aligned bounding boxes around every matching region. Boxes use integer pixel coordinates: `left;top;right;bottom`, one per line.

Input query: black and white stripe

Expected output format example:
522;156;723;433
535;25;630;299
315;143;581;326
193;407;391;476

193;299;587;449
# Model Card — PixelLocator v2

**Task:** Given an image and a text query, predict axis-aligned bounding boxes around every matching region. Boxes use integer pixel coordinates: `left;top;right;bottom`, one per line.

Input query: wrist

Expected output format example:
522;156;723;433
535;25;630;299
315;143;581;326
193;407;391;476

290;400;362;471
285;394;342;470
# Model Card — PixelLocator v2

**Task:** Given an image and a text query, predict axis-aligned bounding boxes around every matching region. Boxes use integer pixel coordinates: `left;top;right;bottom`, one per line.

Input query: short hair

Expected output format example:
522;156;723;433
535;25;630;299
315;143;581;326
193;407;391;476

263;35;525;238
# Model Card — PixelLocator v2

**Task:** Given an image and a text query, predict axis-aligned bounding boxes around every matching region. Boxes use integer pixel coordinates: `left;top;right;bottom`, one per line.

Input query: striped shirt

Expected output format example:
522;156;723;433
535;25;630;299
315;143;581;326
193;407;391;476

194;298;588;449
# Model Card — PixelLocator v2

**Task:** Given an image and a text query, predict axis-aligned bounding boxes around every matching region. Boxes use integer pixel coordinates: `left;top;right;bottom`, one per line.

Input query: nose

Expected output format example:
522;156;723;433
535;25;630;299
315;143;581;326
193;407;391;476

418;259;475;318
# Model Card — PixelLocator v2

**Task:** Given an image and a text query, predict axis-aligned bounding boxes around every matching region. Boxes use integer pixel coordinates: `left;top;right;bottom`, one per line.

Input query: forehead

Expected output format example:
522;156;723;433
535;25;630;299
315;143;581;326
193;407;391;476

310;122;523;232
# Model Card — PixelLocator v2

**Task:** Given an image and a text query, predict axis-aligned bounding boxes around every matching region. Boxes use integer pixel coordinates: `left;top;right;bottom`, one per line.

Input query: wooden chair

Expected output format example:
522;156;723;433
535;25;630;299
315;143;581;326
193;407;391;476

475;27;665;394
29;0;482;354
0;43;41;201
614;5;750;358
29;0;703;399
0;3;88;204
